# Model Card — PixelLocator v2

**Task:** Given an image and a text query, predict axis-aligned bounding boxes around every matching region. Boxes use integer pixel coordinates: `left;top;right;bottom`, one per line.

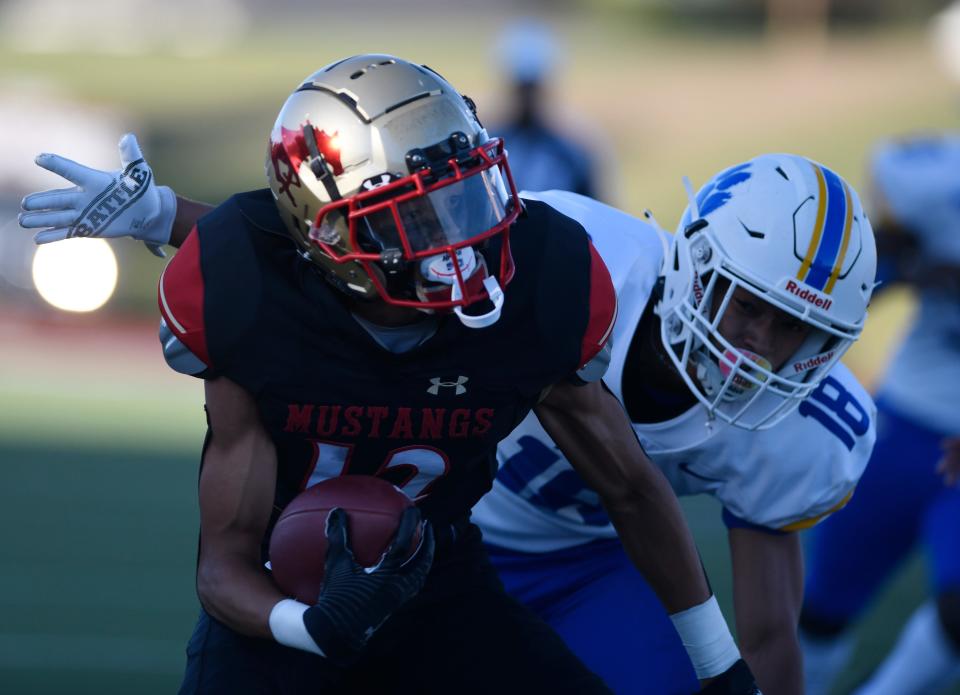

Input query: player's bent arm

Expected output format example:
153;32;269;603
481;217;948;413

729;528;803;695
197;375;284;638
200;376;435;665
535;381;759;693
535;380;709;612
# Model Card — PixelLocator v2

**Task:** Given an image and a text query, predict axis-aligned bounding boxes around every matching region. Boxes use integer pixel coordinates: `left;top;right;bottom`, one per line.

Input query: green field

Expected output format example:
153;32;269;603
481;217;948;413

2;12;957;694
0;436;934;694
0;294;944;694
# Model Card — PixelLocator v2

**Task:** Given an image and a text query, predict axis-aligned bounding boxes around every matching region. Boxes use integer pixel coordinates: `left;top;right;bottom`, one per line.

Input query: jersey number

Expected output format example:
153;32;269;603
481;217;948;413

497;435;609;526
303;441;451;500
798;376;869;451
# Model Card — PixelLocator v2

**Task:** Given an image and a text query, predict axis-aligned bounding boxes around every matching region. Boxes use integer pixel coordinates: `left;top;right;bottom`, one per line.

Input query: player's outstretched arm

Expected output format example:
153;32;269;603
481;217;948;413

200;375;434;665
18;133;211;253
167;197;215;249
729;528;803;694
534;380;759;693
535;380;709;612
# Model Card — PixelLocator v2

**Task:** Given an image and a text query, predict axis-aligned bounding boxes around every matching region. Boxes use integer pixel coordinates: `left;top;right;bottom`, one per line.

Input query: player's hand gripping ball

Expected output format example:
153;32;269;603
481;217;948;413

269;476;422;603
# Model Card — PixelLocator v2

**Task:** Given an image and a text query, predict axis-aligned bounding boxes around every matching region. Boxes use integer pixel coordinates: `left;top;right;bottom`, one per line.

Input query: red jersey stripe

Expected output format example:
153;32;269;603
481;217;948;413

158;226;211;367
579;241;618;369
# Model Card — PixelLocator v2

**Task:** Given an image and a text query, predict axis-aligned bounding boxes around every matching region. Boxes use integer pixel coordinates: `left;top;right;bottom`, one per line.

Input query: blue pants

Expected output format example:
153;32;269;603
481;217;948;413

486;537;700;695
804;398;960;624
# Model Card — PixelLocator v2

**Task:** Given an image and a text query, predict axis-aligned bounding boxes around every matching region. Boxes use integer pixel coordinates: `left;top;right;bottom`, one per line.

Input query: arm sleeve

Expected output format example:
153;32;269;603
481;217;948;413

157;227;213;376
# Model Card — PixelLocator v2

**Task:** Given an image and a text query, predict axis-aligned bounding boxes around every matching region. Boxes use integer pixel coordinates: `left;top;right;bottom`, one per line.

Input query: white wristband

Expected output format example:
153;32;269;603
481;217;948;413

269;598;325;657
669;595;740;679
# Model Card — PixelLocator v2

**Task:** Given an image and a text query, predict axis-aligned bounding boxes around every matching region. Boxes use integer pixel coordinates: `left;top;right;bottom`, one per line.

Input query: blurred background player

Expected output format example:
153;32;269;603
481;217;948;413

472;154;877;694
487;20;608;200
799;133;960;695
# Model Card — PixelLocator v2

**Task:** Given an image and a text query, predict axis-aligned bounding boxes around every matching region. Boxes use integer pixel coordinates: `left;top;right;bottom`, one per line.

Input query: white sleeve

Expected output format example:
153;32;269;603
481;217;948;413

717;367;877;532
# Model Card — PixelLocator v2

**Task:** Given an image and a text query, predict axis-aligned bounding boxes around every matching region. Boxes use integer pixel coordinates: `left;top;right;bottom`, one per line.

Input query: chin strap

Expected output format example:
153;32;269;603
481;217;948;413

691;348;723;399
452;275;504;329
417;248;505;329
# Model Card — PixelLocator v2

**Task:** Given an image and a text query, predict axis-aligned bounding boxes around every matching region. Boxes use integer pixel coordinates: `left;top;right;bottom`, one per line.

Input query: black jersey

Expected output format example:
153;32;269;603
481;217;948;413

158;189;615;534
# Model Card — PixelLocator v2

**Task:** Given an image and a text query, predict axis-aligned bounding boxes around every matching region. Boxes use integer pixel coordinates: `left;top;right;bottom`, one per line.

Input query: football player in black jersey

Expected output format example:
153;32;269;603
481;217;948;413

20;55;759;695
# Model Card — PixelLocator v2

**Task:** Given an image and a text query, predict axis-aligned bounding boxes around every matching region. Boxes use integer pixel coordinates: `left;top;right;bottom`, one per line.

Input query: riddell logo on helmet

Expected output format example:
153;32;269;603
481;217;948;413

793;351;836;374
692;271;705;306
784;280;832;311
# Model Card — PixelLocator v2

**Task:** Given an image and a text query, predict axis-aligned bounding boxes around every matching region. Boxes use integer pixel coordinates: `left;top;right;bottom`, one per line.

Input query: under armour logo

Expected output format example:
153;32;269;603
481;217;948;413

427;376;468;396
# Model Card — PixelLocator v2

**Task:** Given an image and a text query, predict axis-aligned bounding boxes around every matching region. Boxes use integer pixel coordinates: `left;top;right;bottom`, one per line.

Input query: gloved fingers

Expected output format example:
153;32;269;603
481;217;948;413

324;507;357;562
32;228;71;245
118;133;145;169
34;153;108;187
19;210;79;231
20;188;83;213
384;506;422;565
401;519;435;571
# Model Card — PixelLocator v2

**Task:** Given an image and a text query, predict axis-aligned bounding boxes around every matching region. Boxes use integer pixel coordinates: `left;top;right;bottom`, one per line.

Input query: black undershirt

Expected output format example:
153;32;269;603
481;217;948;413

620;301;698;424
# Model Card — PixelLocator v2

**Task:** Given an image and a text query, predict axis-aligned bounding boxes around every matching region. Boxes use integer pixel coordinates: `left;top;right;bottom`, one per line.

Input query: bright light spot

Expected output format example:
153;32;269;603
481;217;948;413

32;239;118;312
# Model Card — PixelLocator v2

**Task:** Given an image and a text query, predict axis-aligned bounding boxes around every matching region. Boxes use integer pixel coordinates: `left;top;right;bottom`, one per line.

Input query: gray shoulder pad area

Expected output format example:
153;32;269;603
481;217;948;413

159;318;208;376
575;340;613;383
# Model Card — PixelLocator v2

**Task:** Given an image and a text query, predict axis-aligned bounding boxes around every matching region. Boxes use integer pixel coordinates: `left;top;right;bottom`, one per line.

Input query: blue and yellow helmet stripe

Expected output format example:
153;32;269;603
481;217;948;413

796;163;855;294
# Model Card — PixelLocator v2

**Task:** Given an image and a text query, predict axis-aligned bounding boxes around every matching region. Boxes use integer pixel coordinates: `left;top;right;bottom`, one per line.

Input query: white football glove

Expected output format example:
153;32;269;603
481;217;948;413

19;133;177;258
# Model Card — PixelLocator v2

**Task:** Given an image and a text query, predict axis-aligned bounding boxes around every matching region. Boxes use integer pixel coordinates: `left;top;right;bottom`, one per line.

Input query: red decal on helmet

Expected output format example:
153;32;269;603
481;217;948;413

269;138;302;206
313;129;344;175
270;126;344;206
281;125;343;176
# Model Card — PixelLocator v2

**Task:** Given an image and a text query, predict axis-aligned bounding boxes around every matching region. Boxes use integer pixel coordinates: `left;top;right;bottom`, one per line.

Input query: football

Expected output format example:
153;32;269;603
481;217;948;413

269;475;416;603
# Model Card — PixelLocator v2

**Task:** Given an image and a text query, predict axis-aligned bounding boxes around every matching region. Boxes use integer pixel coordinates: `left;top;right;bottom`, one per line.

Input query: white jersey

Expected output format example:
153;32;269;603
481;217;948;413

871;134;960;434
473;191;877;553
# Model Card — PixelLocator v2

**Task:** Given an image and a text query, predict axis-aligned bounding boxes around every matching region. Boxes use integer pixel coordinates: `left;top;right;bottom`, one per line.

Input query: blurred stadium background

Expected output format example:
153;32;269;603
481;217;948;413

0;0;956;692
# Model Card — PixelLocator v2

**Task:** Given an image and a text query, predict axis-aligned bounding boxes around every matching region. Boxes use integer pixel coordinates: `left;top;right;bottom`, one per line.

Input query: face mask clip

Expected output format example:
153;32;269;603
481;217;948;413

405;131;474;178
379;248;403;275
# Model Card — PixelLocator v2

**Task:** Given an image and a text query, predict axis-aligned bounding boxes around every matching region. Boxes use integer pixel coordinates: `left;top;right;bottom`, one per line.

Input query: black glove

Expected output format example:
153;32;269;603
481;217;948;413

302;506;434;666
700;659;762;694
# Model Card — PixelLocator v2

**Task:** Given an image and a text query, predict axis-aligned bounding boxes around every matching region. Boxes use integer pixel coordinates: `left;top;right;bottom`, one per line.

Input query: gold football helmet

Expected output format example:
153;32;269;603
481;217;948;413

266;55;521;327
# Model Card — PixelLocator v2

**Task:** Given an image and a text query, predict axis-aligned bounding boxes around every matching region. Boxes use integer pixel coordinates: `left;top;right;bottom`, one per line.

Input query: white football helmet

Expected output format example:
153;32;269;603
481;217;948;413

869;133;960;265
657;154;877;429
266;55;521;328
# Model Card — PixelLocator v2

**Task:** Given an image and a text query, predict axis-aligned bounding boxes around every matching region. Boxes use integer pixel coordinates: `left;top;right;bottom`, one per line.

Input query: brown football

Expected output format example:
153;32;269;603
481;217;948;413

269;475;417;604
